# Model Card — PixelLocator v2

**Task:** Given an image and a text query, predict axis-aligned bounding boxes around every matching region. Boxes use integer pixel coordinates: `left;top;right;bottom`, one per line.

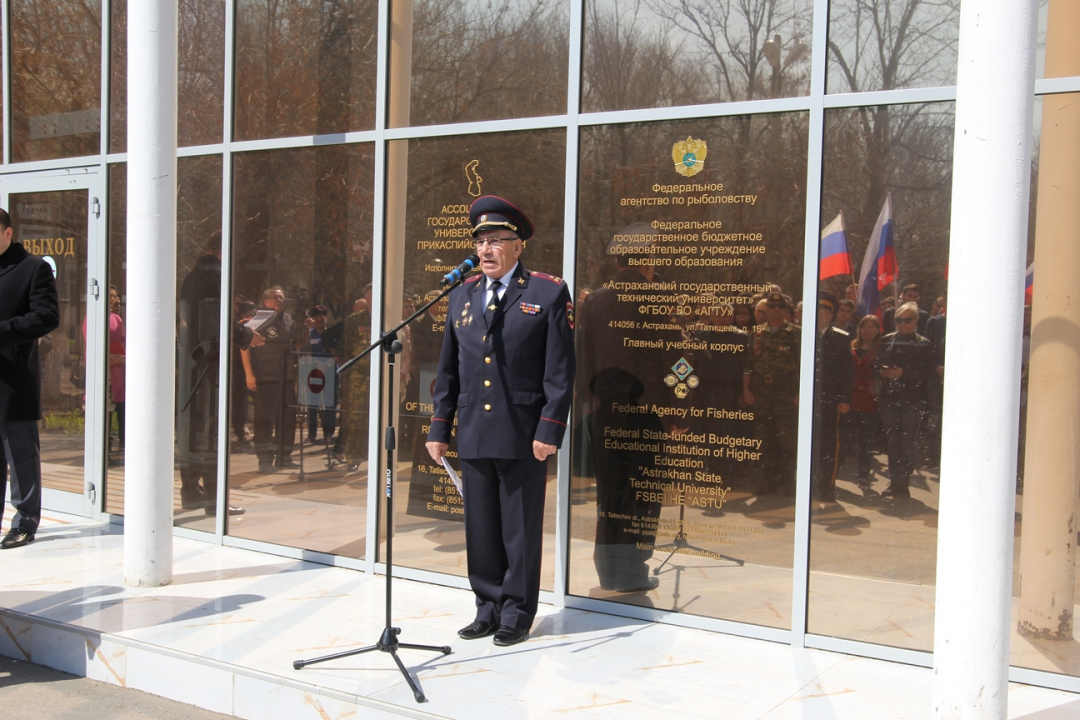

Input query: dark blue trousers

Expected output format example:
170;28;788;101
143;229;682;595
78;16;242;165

460;456;547;631
0;421;41;534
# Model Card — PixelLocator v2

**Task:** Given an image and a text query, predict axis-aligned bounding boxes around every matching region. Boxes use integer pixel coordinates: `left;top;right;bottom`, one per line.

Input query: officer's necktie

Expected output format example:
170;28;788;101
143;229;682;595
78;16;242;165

485;280;503;324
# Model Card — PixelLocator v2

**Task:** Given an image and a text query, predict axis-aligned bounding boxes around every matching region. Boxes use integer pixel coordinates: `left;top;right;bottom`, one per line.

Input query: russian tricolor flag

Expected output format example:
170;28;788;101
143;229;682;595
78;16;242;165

856;194;898;318
819;213;852;280
1025;263;1033;305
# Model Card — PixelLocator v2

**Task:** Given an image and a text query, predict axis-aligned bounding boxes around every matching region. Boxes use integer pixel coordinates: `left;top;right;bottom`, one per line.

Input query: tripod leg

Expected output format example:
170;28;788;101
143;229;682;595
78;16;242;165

388;648;426;703
397;642;453;654
292;643;379;670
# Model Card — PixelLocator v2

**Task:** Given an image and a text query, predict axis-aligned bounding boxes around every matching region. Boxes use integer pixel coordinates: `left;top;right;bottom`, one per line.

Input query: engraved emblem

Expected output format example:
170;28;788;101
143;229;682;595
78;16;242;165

464;159;483;196
674;383;689;399
687;375;700;389
664;374;678;387
672;358;693;380
672;136;708;177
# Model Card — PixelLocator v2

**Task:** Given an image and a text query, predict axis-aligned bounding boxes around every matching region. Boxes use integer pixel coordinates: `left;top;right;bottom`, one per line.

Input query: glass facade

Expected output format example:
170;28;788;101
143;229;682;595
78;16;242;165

0;0;1076;689
227;144;375;556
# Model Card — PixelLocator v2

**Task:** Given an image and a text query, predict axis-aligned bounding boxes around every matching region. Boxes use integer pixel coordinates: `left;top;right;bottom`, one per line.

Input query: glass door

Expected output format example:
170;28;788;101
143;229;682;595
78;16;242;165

0;170;105;518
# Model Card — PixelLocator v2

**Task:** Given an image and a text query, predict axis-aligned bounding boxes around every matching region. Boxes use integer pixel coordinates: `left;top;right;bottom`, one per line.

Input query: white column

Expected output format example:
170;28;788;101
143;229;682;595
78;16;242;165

124;0;178;587
932;2;1036;717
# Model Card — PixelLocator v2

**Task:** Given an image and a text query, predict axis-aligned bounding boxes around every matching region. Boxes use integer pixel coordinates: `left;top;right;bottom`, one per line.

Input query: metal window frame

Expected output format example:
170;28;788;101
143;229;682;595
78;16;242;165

0;0;1076;691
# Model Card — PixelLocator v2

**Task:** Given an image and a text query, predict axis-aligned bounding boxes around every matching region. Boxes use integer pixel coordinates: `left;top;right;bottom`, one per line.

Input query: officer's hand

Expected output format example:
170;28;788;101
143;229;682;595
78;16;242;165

838;403;850;415
427;441;449;463
533;441;557;462
250;330;266;348
246;374;257;392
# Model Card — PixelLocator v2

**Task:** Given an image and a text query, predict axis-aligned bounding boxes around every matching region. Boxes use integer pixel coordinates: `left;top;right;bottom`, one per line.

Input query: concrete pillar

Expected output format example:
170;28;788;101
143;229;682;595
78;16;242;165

933;1;1036;717
124;0;178;587
1017;0;1080;641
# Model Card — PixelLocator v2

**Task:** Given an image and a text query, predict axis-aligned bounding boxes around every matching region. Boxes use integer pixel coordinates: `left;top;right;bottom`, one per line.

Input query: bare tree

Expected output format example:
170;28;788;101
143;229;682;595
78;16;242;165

410;0;570;125
827;0;960;93
10;0;103;162
644;0;813;103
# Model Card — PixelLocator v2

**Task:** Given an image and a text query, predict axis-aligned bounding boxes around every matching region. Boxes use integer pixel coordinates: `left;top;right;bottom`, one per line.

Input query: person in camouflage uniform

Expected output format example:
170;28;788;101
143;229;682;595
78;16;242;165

336;286;372;471
742;292;801;495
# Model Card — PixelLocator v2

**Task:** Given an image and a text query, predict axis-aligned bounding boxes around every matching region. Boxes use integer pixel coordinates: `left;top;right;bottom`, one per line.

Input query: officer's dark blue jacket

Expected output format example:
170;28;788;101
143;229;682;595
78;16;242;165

428;263;576;459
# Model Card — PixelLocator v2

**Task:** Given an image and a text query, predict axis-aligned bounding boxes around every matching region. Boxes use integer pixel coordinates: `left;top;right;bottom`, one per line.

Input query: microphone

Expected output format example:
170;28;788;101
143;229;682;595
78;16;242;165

441;254;480;285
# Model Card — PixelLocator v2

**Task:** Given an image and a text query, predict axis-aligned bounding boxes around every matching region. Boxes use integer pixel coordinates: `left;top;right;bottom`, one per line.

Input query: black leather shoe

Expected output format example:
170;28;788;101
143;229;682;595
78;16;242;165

1;529;35;549
882;485;911;499
180;493;211;510
206;505;246;517
601;576;659;593
492;625;529;647
457;620;497;640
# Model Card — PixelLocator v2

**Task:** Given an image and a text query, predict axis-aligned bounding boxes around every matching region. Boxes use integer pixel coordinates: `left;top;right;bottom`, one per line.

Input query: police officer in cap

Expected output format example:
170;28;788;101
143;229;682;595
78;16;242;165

427;195;575;647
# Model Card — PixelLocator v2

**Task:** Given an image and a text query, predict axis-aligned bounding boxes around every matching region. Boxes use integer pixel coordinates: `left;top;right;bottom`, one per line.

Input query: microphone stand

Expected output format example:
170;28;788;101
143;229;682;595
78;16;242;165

292;274;469;703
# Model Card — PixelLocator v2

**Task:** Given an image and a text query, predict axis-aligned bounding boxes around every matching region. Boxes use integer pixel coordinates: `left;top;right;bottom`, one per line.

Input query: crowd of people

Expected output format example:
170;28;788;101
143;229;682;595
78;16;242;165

227;282;376;479
657;280;948;503
575;229;949;535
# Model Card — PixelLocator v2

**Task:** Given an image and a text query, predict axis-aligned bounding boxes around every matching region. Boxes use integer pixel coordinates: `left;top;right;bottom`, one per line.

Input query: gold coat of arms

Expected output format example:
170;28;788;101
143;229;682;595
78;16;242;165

672;136;707;177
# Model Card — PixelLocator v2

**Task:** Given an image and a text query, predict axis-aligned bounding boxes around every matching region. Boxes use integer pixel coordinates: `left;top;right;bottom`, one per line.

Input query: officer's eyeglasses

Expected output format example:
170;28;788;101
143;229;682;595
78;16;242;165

475;237;516;250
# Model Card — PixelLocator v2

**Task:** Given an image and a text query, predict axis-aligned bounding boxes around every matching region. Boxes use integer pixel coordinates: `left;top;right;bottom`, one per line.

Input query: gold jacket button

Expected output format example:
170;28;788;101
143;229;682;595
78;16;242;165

484;404;492;411
484;356;491;364
484;380;491;387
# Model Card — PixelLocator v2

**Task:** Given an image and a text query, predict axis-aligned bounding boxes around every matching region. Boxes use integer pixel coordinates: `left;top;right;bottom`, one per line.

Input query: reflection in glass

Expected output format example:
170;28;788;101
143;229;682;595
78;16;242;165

106;165;126;514
178;0;226;146
174;156;224;530
111;0;225;152
233;0;378;141
228;145;374;556
826;0;960;94
387;131;565;588
1036;0;1080;80
582;0;812;113
809;102;954;651
11;191;90;501
1013;93;1080;679
572;114;808;626
396;0;569;127
10;1;102;163
109;0;126;153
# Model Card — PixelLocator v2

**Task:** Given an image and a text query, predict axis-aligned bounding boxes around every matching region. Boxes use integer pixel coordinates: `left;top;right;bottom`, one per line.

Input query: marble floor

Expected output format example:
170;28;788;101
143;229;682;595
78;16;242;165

0;510;1077;719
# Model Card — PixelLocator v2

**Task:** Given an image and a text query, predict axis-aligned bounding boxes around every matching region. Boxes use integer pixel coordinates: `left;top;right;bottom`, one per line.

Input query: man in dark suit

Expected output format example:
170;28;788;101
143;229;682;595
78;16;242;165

0;208;60;549
813;291;854;502
426;195;575;646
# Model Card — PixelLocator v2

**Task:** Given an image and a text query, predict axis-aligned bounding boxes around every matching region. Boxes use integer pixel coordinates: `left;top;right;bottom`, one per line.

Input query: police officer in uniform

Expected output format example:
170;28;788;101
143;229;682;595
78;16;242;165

812;292;853;502
426;196;575;647
577;225;672;593
742;292;800;495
